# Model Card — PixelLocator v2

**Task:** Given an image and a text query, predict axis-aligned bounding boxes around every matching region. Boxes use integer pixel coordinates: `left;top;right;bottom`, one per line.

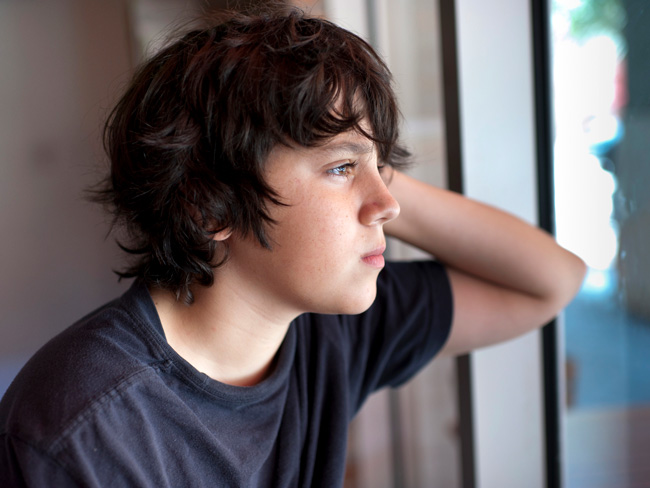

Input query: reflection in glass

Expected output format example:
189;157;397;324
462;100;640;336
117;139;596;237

551;0;650;486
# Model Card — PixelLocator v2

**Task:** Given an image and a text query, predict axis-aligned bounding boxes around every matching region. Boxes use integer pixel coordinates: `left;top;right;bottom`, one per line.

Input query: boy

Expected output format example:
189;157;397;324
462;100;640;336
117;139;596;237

0;7;585;487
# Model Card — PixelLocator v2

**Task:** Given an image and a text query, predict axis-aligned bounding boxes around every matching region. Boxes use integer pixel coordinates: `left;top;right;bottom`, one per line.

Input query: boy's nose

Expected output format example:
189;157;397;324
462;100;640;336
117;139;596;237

359;175;401;226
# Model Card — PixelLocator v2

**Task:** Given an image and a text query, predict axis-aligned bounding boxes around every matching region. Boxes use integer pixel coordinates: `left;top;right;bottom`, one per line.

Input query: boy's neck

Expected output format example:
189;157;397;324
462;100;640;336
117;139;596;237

149;278;295;387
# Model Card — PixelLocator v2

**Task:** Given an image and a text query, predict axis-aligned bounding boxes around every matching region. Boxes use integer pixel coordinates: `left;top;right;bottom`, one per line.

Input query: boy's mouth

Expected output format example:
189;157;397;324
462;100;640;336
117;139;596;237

361;245;386;268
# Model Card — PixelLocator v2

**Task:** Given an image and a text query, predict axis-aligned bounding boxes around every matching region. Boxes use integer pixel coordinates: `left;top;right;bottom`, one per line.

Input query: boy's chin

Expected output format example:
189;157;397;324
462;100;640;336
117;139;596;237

328;288;378;316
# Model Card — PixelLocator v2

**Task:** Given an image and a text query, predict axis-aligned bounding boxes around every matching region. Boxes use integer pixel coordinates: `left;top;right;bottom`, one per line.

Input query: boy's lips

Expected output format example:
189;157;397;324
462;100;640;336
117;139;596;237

361;245;386;269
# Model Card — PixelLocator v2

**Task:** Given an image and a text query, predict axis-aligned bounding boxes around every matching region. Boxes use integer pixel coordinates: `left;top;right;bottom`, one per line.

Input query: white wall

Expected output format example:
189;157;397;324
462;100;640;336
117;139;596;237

455;0;546;486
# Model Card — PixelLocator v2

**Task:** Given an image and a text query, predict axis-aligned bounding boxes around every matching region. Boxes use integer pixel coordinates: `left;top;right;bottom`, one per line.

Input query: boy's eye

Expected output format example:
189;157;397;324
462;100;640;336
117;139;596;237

327;161;358;177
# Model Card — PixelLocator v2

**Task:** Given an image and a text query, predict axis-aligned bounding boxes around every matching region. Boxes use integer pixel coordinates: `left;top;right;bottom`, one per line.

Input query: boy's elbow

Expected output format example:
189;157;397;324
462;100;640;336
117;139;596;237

548;250;587;312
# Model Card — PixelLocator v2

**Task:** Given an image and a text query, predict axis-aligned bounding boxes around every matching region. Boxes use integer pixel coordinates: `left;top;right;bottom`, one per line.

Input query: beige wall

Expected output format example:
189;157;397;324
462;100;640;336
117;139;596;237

0;0;133;385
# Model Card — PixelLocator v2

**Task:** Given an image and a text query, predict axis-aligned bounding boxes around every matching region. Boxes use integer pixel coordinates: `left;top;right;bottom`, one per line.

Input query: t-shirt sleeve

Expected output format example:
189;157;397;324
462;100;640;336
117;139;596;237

341;260;453;413
0;434;81;488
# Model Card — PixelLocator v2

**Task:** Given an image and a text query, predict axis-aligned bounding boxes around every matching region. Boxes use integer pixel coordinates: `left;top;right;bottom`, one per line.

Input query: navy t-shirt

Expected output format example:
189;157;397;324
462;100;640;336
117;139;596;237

0;260;452;487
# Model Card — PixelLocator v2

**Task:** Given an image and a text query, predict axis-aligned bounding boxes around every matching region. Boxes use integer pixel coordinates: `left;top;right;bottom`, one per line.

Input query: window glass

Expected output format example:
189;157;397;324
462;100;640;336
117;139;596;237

551;1;650;486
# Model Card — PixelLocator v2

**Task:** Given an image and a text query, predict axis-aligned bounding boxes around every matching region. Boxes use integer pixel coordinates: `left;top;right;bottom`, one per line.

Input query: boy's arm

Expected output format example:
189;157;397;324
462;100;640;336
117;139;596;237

384;170;586;357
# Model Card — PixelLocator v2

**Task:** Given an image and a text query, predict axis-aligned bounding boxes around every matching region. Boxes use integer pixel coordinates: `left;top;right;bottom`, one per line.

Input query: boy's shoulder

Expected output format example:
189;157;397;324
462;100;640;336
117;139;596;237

0;281;166;450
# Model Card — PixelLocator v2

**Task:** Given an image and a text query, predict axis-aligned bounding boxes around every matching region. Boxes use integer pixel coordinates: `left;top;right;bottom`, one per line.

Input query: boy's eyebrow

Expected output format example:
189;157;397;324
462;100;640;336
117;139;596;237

316;140;375;158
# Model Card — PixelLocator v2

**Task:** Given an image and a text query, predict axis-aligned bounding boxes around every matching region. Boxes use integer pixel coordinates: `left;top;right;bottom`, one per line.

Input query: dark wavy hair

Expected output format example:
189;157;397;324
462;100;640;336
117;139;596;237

93;6;410;303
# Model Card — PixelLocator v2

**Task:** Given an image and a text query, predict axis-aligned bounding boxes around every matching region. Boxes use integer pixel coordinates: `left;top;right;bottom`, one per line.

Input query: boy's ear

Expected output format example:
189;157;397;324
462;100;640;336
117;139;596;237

213;228;233;241
187;203;232;241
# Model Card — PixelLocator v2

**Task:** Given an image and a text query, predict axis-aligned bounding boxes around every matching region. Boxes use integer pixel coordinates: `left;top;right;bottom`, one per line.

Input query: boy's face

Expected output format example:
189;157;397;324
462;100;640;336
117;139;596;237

223;128;400;319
